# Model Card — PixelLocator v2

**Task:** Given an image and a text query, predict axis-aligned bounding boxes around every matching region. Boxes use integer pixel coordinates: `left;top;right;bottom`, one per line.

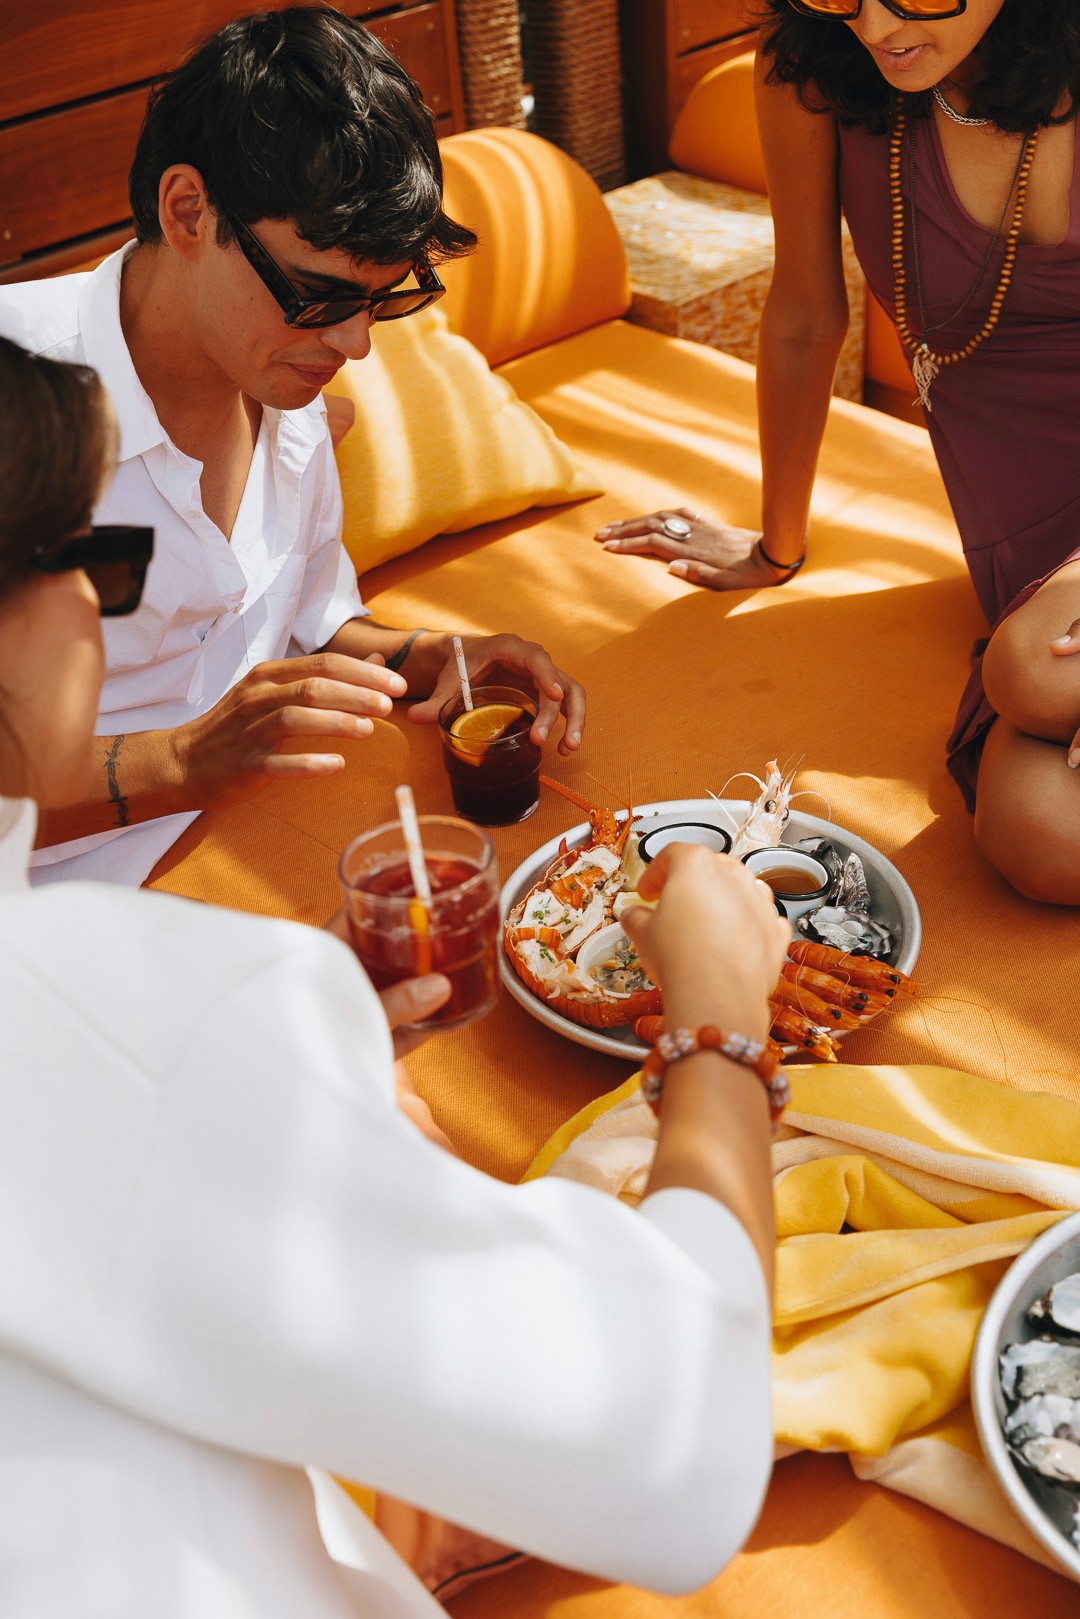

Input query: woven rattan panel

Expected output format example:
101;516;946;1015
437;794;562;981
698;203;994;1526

523;0;626;190
457;0;527;128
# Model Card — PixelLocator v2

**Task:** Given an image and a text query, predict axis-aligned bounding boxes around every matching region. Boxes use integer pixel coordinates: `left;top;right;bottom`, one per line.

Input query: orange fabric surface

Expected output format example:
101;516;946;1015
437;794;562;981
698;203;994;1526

445;1452;1075;1616
439;128;631;367
668;53;767;196
146;321;1080;1615
150;316;1080;1142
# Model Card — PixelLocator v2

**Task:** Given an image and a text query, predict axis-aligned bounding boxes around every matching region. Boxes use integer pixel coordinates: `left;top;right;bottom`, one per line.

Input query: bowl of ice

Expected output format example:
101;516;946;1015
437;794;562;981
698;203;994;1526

972;1209;1080;1583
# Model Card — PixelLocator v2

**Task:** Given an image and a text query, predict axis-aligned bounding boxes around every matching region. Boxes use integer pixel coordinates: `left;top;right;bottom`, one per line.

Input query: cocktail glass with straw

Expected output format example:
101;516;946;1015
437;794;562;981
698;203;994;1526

338;796;500;1031
438;681;542;825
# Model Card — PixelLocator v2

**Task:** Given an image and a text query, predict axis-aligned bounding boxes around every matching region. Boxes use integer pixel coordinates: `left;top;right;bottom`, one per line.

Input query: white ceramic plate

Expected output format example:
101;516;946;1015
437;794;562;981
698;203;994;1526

498;798;922;1062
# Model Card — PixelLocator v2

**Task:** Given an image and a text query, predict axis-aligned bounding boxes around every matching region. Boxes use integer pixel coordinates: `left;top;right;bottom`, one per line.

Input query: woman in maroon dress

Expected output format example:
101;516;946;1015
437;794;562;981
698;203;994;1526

597;1;1080;904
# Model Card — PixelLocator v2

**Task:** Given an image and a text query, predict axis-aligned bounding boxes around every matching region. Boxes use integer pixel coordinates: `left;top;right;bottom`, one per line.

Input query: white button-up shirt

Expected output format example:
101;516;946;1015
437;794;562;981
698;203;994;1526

0;246;366;887
0;793;772;1617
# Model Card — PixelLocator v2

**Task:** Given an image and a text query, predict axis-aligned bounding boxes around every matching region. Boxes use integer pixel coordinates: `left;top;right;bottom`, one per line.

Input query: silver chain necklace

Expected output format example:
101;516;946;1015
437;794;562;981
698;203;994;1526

932;82;990;128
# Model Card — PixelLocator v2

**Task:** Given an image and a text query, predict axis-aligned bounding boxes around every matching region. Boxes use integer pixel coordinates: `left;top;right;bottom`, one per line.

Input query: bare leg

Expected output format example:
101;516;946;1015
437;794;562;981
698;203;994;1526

974;561;1080;903
981;560;1080;744
974;721;1080;904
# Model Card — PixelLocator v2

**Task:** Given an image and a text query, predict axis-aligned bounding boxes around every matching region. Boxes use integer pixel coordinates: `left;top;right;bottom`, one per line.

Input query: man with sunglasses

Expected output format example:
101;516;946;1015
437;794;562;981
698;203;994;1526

0;7;585;887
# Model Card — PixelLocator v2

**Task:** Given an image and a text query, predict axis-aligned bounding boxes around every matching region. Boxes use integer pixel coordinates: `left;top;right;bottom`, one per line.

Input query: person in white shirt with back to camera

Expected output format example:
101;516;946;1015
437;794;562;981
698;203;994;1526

0;5;586;890
0;332;787;1616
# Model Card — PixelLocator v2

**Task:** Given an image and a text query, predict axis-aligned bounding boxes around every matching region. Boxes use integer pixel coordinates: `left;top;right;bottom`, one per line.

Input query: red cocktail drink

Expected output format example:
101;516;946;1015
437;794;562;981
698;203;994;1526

438;686;541;826
339;817;499;1031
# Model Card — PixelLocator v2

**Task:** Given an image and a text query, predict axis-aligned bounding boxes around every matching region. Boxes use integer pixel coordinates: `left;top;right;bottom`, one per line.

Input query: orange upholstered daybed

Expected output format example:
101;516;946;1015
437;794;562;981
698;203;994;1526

146;126;1079;1614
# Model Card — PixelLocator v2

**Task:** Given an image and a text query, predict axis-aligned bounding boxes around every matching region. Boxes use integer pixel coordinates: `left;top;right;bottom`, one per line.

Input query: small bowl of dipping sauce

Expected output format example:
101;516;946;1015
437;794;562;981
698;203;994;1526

638;821;733;864
742;847;830;923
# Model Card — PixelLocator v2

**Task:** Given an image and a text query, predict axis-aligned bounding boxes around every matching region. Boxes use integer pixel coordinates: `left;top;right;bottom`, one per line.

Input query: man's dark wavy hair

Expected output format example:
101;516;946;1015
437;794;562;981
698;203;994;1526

758;0;1080;135
129;5;476;265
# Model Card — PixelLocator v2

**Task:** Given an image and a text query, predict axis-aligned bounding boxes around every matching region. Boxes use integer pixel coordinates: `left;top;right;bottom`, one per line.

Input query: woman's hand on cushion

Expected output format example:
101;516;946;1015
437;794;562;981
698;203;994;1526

595;512;796;591
406;632;585;755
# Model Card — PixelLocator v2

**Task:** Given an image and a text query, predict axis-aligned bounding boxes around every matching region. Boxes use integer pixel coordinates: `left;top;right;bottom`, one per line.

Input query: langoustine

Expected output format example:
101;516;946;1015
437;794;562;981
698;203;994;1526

631;939;914;1064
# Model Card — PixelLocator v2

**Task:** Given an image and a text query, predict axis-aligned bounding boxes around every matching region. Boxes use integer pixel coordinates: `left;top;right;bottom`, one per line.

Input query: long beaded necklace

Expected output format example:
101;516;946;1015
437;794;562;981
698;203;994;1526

889;98;1040;411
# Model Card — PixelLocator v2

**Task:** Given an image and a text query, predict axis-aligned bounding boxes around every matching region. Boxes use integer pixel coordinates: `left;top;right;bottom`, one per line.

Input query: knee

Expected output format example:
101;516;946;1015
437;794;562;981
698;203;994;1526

982;614;1073;745
974;798;1080;906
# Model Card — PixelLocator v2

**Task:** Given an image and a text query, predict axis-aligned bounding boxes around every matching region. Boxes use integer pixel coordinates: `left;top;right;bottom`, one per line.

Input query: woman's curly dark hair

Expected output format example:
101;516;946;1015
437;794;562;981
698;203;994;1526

758;0;1080;134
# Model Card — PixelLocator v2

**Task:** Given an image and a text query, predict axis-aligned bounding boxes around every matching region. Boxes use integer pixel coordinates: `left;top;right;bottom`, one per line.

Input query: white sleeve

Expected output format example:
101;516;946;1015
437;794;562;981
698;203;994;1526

288;442;367;653
13;926;772;1595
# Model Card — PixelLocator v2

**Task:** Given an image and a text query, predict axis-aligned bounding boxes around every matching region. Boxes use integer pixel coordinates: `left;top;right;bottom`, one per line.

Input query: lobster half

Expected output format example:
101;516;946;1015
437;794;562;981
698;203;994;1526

504;777;660;1030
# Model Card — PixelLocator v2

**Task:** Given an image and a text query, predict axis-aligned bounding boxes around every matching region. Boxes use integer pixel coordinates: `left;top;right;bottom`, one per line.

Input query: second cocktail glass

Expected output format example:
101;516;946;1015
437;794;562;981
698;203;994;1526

438;684;542;825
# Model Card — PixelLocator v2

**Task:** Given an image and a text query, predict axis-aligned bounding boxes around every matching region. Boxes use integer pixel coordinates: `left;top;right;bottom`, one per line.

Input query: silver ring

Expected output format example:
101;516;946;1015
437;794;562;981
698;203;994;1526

661;516;692;541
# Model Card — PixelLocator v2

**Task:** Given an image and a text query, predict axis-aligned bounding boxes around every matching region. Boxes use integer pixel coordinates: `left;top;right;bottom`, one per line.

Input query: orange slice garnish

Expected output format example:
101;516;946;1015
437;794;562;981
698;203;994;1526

449;703;526;755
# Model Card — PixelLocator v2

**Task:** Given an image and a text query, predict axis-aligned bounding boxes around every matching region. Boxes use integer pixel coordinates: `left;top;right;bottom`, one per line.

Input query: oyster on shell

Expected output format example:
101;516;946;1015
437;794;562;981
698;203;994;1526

791;840;873;914
1028;1272;1080;1335
1004;1393;1080;1448
1010;1433;1080;1487
797;905;894;958
1001;1338;1080;1402
834;853;872;914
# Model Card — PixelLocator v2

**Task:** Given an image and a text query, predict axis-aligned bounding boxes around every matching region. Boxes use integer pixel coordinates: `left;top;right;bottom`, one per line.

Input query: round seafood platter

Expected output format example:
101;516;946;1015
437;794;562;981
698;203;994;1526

972;1210;1080;1584
499;794;921;1063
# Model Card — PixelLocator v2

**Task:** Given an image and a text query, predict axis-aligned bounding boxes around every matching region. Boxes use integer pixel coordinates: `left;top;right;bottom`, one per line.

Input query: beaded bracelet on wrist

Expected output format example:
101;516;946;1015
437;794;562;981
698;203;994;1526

641;1024;791;1127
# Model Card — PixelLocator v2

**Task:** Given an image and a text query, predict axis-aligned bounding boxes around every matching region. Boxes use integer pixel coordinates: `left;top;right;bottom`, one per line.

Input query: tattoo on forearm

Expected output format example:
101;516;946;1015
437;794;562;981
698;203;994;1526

385;627;432;672
104;737;130;827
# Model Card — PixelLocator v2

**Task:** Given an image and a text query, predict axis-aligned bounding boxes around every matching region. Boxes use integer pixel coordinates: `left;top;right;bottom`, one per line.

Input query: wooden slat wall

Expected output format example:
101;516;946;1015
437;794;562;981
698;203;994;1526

673;32;755;101
619;0;755;178
0;89;147;264
367;2;462;124
0;1;432;123
0;0;464;280
675;0;749;57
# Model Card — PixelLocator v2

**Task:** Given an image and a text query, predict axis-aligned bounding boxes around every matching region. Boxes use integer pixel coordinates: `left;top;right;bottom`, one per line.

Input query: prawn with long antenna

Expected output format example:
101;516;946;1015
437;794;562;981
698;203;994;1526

710;757;830;858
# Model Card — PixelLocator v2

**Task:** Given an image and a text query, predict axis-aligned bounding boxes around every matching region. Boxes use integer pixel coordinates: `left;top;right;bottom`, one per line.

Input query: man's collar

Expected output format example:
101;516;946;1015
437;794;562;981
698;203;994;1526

77;241;330;464
78;242;166;465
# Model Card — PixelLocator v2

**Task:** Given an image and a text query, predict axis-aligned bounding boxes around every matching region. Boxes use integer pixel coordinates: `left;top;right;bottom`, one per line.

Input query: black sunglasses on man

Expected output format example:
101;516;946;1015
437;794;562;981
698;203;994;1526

31;525;154;617
788;0;966;19
228;215;445;331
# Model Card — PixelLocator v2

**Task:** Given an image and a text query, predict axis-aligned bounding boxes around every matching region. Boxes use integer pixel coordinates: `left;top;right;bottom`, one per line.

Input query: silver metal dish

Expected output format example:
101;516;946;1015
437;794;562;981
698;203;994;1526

972;1210;1080;1584
498;797;921;1062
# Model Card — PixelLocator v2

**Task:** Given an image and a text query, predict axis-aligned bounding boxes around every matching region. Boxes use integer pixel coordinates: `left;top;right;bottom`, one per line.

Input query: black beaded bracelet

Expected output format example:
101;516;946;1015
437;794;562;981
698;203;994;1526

756;538;807;578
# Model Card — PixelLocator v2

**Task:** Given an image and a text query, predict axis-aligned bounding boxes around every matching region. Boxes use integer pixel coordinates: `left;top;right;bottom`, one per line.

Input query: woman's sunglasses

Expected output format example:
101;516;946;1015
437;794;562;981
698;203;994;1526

788;0;966;18
229;216;445;331
31;524;153;616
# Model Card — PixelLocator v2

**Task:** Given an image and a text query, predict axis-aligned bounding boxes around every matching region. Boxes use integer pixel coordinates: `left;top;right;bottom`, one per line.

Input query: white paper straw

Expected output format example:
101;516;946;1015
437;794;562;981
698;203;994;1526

452;634;474;712
394;784;432;903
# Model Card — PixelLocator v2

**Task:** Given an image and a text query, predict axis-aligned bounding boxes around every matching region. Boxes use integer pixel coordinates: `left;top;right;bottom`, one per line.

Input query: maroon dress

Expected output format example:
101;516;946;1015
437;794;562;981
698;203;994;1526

838;112;1080;808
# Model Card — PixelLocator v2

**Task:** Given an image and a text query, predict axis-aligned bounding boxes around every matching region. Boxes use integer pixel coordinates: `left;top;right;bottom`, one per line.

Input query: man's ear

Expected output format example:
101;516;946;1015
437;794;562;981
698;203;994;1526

158;165;213;260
